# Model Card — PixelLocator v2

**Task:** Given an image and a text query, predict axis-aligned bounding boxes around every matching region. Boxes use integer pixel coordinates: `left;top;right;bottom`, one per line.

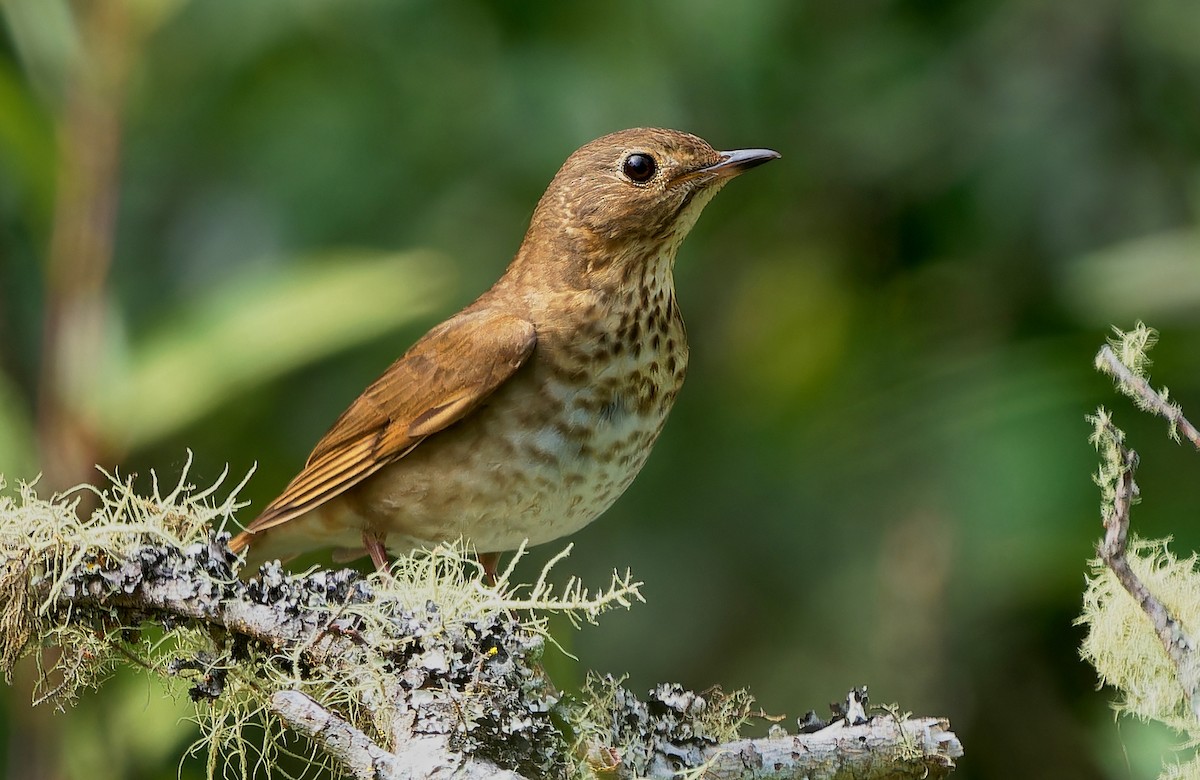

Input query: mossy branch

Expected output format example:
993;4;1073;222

1081;324;1200;779
1086;415;1200;722
1094;322;1200;448
0;460;961;779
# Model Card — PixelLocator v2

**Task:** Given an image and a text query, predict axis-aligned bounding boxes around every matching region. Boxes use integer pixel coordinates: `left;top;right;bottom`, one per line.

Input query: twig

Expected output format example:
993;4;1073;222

1095;344;1200;449
1093;415;1200;720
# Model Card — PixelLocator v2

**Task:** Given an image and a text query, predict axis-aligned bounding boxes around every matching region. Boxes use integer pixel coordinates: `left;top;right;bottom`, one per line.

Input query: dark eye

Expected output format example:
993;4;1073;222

622;153;657;183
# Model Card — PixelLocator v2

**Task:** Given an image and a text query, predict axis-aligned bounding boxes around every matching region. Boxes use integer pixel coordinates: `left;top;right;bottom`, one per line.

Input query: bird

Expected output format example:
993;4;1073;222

228;127;779;572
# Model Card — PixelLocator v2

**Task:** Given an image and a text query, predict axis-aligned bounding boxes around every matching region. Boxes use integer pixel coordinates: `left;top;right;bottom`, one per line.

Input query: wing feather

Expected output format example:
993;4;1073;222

230;309;536;548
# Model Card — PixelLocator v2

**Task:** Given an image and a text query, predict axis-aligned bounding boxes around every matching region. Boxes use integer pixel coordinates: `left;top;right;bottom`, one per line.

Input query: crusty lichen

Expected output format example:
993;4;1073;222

0;457;651;779
0;453;249;705
569;674;756;778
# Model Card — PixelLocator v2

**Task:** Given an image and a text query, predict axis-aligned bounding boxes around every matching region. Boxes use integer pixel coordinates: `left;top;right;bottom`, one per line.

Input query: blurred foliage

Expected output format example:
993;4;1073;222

1;0;1199;778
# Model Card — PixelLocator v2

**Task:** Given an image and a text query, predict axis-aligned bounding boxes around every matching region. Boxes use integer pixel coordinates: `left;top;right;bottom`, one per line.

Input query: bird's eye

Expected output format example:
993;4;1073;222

622;153;657;183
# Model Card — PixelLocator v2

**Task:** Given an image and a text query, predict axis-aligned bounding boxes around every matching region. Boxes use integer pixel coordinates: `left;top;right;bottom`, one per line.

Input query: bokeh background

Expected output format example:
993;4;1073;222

2;0;1200;778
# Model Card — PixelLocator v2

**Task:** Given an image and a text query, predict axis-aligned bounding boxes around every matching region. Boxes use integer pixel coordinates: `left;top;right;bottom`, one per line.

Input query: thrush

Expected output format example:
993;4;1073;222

229;128;778;571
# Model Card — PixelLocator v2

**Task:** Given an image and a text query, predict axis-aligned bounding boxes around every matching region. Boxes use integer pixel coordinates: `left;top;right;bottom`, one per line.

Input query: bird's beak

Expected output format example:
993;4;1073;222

699;148;781;178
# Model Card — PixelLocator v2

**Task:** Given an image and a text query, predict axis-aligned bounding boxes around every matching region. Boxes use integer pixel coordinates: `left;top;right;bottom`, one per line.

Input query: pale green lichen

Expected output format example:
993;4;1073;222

1159;754;1200;780
0;452;248;705
1079;539;1200;735
1102;321;1158;380
0;456;656;779
1087;407;1129;520
1096;322;1186;443
877;703;922;762
1083;325;1200;780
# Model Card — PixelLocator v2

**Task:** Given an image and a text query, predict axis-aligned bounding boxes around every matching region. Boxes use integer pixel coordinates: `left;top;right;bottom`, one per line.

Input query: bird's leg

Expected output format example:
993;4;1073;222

362;530;390;572
478;551;500;585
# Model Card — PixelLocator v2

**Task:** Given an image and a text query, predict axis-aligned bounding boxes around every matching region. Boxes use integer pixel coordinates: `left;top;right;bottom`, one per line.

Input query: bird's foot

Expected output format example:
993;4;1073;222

477;551;500;586
362;531;391;573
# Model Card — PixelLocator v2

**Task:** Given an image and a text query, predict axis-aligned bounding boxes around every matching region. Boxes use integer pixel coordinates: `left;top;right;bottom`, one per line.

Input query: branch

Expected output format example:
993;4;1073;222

0;474;963;779
274;685;961;780
1090;375;1200;720
687;716;961;780
271;690;527;780
1095;343;1200;449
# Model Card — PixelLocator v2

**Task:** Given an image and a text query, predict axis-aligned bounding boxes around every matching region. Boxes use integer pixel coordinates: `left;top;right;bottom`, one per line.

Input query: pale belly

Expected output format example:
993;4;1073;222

261;367;675;560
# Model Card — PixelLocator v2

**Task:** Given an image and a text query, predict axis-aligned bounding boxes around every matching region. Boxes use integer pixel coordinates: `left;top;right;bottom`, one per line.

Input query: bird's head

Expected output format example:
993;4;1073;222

514;128;778;290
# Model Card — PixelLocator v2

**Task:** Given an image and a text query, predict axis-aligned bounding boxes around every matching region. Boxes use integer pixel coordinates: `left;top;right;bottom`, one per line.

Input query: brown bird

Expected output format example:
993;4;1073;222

229;128;778;571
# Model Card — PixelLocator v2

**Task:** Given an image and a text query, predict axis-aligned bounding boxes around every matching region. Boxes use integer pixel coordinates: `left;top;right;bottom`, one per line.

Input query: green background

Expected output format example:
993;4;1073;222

2;0;1200;777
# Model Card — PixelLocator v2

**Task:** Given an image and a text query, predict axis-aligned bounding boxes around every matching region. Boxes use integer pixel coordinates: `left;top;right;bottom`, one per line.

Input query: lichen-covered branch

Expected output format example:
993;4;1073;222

1089;410;1200;721
686;716;961;780
1094;324;1200;449
0;470;962;779
271;690;528;780
1082;326;1200;780
273;684;962;780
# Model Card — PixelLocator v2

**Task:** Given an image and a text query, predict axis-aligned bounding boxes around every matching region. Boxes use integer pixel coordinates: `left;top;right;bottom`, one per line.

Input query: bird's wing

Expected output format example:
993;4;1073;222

236;309;537;539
